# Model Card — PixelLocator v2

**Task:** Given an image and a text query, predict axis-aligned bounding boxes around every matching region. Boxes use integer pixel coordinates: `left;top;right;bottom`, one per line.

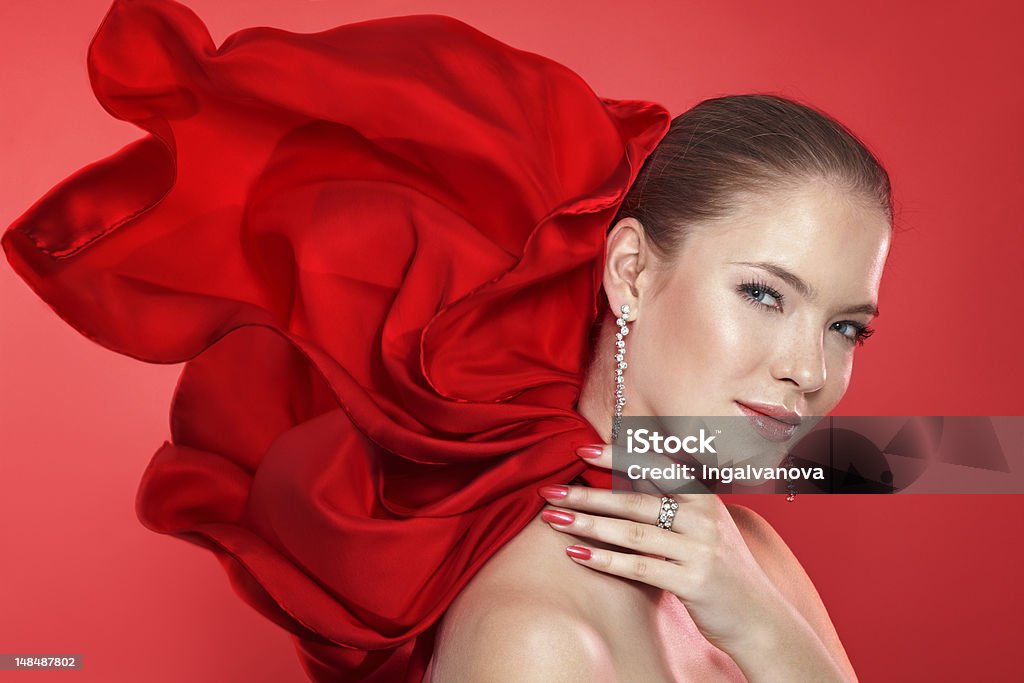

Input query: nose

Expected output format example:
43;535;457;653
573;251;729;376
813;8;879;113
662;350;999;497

770;325;827;393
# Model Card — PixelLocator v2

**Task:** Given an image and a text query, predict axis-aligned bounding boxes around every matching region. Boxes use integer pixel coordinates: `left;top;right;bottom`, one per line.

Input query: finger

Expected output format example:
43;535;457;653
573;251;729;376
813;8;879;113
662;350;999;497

563;543;681;594
539;484;722;534
630;478;666;498
538;485;674;528
543;505;697;560
574;443;613;468
574;443;714;496
575;442;678;473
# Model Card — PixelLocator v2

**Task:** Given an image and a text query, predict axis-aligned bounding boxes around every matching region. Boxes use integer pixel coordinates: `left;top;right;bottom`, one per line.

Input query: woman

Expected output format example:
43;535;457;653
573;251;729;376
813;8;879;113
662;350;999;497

2;1;888;680
428;95;889;682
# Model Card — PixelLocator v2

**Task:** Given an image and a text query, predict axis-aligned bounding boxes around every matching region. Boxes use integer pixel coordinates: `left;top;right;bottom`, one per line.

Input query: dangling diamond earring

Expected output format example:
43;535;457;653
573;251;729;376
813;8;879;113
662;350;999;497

611;304;630;441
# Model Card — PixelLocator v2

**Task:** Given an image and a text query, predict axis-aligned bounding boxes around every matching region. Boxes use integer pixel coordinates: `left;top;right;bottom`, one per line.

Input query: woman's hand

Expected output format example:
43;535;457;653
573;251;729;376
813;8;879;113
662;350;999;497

536;443;852;682
537;480;783;653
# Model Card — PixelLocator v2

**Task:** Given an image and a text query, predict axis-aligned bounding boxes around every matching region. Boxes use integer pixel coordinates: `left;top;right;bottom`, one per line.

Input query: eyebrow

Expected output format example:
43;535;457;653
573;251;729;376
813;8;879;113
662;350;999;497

729;260;880;317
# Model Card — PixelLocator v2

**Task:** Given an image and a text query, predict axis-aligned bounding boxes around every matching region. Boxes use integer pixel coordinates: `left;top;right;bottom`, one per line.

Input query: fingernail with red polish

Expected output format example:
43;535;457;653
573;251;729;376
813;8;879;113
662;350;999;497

575;445;604;459
538;485;569;499
566;545;592;560
541;509;575;525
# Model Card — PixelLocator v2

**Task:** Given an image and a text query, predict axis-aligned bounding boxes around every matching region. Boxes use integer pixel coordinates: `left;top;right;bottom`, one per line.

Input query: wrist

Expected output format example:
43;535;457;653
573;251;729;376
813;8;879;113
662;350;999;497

716;587;794;657
721;601;849;683
724;601;788;662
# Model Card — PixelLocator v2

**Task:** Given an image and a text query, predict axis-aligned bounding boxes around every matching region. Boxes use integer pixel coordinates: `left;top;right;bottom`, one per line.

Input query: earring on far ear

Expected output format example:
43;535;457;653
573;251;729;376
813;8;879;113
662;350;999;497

611;304;630;442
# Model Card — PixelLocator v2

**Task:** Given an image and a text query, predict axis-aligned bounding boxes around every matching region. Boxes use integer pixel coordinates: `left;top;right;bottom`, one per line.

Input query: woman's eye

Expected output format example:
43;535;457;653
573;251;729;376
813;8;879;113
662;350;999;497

832;321;856;339
831;321;875;346
753;289;778;307
739;282;783;311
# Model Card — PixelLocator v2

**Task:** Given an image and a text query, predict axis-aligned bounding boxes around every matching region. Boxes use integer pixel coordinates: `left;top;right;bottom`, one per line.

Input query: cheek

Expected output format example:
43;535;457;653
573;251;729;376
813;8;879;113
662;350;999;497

816;350;854;411
630;286;758;410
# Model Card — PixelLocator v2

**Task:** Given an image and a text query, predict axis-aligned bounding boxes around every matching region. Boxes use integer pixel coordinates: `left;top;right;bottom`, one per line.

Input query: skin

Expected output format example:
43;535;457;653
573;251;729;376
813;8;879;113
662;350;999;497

427;179;892;682
599;179;889;426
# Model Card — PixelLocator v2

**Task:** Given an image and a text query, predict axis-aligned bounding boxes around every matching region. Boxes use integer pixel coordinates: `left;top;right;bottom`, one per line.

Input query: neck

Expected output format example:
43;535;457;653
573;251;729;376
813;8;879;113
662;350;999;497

576;311;617;444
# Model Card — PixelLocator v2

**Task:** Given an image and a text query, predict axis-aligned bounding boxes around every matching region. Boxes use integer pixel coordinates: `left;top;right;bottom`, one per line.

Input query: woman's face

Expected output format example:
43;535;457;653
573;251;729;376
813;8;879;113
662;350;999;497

616;181;891;422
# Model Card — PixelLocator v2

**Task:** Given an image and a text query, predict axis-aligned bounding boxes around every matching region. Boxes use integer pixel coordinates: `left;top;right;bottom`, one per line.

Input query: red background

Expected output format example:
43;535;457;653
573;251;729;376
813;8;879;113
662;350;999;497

1;0;1022;681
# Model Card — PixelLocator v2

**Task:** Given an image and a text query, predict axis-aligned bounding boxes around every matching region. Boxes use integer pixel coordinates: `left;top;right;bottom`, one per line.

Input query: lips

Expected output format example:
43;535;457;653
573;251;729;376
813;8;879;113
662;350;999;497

735;402;800;442
735;401;802;424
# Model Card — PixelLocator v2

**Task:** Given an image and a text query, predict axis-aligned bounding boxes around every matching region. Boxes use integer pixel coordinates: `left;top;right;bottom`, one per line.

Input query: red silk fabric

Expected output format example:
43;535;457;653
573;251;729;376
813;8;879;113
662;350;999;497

2;0;669;679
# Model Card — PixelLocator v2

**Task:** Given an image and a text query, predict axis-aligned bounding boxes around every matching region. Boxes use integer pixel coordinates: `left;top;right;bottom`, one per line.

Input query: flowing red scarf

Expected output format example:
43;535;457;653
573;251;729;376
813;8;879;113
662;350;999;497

2;0;669;679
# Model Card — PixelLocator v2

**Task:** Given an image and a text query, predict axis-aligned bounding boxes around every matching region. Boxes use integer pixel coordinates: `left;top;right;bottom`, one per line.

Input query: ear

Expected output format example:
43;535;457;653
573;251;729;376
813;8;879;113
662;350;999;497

603;217;651;319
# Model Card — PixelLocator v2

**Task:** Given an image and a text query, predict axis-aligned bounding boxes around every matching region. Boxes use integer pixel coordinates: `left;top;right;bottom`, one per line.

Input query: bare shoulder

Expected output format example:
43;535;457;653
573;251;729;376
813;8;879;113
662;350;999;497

725;504;858;681
428;514;618;682
429;592;614;682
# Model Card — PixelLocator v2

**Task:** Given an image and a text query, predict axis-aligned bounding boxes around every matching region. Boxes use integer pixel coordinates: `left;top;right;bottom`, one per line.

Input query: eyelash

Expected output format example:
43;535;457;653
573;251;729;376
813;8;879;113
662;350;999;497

736;280;876;347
